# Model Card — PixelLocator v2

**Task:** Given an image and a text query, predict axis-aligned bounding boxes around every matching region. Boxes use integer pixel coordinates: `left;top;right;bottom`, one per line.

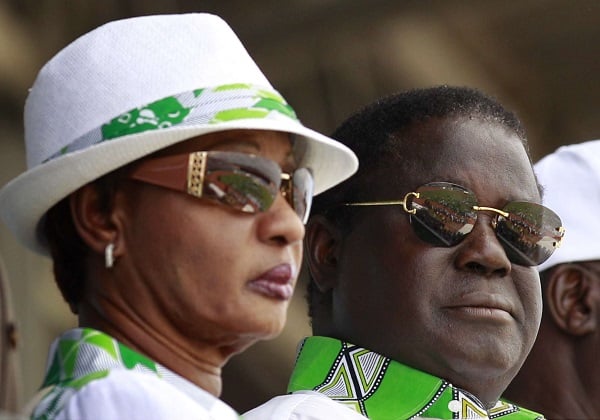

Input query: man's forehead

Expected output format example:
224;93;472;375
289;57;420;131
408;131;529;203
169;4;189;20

375;119;537;198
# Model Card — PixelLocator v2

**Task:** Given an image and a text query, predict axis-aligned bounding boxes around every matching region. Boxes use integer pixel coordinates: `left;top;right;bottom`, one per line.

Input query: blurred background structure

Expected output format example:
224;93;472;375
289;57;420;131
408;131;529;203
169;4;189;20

0;0;599;413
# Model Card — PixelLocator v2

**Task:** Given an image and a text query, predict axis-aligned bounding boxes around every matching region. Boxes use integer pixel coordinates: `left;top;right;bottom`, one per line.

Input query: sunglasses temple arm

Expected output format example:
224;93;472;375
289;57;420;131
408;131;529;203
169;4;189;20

343;200;406;207
343;192;419;214
128;154;192;194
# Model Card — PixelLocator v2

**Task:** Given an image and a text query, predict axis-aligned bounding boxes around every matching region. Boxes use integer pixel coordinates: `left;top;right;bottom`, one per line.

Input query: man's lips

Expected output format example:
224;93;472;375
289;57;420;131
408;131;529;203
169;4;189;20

445;292;514;321
247;263;295;300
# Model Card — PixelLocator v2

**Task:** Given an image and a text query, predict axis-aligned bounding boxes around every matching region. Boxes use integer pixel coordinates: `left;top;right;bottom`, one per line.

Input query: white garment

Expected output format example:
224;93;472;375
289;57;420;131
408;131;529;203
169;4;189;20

244;391;367;420
31;328;239;420
43;369;238;420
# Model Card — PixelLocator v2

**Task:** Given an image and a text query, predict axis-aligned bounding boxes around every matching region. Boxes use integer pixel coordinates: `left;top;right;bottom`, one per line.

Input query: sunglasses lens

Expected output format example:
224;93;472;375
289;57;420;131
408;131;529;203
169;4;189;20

205;153;280;213
496;202;564;266
290;168;314;223
409;183;478;247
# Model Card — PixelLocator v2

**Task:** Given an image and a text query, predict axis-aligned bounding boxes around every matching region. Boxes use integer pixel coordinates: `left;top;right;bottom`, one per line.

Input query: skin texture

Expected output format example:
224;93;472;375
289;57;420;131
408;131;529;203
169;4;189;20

308;116;543;408
504;261;600;418
71;129;305;396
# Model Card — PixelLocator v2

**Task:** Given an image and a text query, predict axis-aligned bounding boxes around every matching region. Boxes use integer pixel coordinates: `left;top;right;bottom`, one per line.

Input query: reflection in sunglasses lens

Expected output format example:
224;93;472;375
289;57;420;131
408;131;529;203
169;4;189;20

230;172;274;211
206;170;276;214
410;187;477;247
496;202;563;266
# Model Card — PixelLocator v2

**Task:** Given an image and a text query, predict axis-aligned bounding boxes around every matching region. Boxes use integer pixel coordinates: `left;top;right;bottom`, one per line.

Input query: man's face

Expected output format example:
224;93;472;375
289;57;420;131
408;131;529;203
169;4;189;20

326;116;543;405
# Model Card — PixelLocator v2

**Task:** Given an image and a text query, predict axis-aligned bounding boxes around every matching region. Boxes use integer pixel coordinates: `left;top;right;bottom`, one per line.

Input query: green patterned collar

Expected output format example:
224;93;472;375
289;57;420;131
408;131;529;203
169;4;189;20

287;336;543;419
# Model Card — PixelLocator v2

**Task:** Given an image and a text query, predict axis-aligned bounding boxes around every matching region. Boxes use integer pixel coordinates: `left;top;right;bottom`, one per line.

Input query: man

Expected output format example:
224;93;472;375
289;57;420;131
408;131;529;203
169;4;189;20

246;86;564;419
504;140;600;419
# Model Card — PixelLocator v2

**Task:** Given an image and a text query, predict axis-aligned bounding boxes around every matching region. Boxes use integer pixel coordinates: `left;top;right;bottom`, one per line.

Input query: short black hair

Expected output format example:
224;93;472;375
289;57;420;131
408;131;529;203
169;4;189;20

312;85;528;217
306;85;531;320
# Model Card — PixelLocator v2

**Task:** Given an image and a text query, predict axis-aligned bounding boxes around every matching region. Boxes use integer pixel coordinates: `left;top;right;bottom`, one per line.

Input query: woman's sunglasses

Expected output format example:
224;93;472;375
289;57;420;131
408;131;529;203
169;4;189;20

128;151;314;223
343;182;565;266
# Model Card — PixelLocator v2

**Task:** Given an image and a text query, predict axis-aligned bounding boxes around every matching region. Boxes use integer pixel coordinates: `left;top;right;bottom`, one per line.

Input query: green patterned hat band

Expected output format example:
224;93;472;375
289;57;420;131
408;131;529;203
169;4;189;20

44;83;298;163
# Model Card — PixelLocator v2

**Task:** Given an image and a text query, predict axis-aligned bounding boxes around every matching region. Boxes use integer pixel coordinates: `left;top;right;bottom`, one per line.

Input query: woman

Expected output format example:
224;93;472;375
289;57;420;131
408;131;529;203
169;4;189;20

0;13;357;419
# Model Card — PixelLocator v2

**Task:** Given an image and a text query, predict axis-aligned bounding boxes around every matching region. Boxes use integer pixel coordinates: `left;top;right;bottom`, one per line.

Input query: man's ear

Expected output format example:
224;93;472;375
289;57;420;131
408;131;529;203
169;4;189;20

69;183;121;256
304;215;342;293
546;263;598;336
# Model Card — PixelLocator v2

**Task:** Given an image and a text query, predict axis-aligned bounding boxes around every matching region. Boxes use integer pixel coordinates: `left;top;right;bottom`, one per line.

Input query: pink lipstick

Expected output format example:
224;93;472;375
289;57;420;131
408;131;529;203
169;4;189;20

248;264;295;300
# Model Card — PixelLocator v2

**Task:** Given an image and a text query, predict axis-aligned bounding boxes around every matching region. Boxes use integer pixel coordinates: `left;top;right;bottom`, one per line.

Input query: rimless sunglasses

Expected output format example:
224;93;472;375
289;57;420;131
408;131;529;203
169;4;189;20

343;182;564;266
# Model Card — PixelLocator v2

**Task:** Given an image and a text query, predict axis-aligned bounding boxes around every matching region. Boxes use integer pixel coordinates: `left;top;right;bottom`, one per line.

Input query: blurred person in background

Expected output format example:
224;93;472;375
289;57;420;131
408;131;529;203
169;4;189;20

505;139;600;419
0;254;20;416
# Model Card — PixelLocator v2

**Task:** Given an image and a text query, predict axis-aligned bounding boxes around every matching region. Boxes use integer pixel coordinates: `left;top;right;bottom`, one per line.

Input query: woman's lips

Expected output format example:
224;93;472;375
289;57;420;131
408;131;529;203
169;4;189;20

248;263;295;300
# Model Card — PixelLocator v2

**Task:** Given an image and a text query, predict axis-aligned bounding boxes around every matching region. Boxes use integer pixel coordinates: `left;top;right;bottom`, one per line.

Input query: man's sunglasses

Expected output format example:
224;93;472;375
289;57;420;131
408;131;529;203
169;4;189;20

128;151;314;223
343;182;564;266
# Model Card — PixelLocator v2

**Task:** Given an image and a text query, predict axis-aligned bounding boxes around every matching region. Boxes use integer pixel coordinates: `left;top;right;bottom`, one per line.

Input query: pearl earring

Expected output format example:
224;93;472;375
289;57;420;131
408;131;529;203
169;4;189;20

105;243;115;269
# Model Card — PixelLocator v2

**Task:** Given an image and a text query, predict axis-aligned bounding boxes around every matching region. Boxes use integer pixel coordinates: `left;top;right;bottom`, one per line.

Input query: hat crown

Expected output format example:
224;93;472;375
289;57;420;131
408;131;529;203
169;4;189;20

24;13;271;168
536;139;600;271
1;13;359;254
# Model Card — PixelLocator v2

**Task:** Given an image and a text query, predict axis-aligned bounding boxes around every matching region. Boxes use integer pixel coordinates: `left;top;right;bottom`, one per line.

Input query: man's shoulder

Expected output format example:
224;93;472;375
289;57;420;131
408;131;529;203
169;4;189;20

244;391;368;420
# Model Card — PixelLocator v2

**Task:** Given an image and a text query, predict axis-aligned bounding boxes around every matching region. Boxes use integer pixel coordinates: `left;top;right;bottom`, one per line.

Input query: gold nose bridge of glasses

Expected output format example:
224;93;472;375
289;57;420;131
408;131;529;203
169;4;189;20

472;205;509;218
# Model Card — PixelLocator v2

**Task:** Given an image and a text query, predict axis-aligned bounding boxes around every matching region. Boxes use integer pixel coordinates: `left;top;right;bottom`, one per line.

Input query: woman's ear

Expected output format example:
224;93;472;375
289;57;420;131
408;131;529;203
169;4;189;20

69;183;120;256
304;215;342;293
546;263;598;336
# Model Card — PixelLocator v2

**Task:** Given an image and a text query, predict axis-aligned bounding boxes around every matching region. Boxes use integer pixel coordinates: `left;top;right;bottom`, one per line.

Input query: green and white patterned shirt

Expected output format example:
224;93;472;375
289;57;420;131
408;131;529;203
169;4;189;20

245;336;545;420
32;328;239;420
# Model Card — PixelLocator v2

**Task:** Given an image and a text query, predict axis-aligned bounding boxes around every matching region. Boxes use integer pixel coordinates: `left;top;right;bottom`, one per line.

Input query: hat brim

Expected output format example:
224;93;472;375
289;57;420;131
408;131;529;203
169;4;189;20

0;118;358;254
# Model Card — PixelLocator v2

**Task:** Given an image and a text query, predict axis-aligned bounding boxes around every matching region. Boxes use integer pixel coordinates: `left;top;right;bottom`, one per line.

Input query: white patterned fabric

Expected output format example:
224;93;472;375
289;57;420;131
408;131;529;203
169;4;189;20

32;328;239;420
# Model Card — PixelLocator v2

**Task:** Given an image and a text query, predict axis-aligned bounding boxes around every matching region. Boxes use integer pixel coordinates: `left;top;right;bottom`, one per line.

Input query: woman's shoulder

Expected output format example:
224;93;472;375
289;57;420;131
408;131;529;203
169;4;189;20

32;369;223;420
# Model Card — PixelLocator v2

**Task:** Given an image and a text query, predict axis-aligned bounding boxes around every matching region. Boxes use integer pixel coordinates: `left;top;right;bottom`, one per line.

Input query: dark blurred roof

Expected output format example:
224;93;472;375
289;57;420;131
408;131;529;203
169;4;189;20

2;0;600;159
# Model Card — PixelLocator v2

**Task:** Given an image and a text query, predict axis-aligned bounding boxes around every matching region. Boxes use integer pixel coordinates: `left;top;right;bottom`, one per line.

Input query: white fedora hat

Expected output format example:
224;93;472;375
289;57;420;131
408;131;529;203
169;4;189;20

0;13;358;255
536;139;600;272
